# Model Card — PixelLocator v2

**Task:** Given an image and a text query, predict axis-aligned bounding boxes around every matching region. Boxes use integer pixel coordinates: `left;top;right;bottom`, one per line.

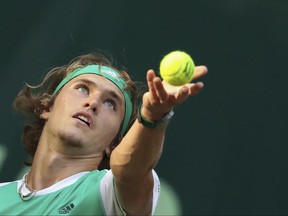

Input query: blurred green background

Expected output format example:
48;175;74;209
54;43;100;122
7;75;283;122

1;0;288;215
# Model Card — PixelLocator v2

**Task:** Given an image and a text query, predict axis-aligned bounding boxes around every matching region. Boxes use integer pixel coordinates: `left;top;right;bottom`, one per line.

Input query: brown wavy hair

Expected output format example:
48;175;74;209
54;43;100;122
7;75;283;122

13;53;138;170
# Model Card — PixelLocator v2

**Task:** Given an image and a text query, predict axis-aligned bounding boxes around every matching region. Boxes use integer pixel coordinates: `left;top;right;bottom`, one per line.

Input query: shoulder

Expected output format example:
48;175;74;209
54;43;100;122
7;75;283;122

0;181;19;193
0;181;18;187
99;169;161;215
99;169;160;194
0;182;11;187
80;169;108;184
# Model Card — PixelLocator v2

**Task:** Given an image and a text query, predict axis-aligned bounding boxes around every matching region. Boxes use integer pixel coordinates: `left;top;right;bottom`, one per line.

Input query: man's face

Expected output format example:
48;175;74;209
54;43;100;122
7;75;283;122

42;74;125;156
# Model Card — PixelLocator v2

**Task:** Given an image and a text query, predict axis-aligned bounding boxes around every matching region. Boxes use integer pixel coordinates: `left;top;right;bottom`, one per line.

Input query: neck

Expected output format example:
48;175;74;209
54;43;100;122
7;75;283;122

27;140;104;191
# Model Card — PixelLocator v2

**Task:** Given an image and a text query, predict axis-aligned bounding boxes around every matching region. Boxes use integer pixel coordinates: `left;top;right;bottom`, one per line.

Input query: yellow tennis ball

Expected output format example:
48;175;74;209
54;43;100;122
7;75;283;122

160;50;195;86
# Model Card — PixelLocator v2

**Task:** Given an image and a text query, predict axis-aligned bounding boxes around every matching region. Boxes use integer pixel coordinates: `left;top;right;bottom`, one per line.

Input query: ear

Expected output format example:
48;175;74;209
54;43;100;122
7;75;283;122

104;146;111;157
40;110;50;120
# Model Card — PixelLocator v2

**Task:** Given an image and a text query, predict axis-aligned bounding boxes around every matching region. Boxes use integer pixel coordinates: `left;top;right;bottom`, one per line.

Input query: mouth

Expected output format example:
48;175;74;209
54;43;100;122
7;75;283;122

73;113;92;128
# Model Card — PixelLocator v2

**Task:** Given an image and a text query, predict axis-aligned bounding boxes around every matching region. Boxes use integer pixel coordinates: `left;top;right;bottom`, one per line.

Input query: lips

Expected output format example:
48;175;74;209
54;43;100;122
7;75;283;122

73;112;93;128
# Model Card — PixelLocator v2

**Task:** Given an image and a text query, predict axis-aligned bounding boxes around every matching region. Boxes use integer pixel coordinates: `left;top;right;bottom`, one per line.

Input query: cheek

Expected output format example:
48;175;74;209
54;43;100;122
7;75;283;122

102;116;122;135
53;95;72;112
47;98;70;122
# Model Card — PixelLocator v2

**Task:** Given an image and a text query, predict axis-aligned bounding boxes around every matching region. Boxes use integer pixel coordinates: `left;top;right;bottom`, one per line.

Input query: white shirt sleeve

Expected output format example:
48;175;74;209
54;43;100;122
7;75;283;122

100;169;161;215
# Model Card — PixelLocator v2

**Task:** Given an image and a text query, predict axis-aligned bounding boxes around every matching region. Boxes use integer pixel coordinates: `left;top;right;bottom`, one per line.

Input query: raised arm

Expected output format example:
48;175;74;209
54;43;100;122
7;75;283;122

110;66;208;215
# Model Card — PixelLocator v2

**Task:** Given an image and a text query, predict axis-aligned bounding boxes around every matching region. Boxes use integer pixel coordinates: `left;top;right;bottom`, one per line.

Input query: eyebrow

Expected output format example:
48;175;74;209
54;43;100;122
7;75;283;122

76;78;123;105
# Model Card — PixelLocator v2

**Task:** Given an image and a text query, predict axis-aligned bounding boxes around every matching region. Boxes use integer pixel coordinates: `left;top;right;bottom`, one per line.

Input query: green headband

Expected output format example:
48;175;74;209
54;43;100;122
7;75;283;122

53;65;132;135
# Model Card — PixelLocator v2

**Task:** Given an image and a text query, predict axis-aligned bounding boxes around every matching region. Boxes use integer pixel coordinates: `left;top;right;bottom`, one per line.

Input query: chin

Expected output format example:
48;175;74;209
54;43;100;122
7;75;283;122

58;131;84;148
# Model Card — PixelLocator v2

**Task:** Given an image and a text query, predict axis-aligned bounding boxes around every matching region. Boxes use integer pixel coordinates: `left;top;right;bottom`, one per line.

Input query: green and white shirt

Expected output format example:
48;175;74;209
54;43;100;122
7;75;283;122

0;169;160;215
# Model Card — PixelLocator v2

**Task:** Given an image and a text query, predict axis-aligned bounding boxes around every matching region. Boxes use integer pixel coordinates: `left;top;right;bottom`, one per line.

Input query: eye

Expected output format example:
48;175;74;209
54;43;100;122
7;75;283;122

104;99;116;110
77;85;89;95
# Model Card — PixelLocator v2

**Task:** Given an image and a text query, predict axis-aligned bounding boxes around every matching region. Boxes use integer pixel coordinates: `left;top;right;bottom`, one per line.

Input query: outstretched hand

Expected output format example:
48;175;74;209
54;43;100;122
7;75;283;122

141;65;208;121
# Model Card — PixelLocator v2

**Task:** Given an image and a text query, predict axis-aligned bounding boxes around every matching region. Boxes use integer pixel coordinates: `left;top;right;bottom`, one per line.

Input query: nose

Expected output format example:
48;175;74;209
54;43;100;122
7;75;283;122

84;95;100;114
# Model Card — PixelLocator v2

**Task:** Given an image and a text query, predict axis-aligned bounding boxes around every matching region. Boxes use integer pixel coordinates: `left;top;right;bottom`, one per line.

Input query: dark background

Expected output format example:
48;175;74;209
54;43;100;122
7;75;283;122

1;0;288;215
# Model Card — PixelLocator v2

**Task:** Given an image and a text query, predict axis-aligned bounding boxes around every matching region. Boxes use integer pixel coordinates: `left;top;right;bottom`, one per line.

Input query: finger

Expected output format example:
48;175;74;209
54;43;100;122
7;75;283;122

153;77;169;103
177;86;190;101
192;65;208;80
188;82;204;95
146;70;160;103
147;70;157;96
